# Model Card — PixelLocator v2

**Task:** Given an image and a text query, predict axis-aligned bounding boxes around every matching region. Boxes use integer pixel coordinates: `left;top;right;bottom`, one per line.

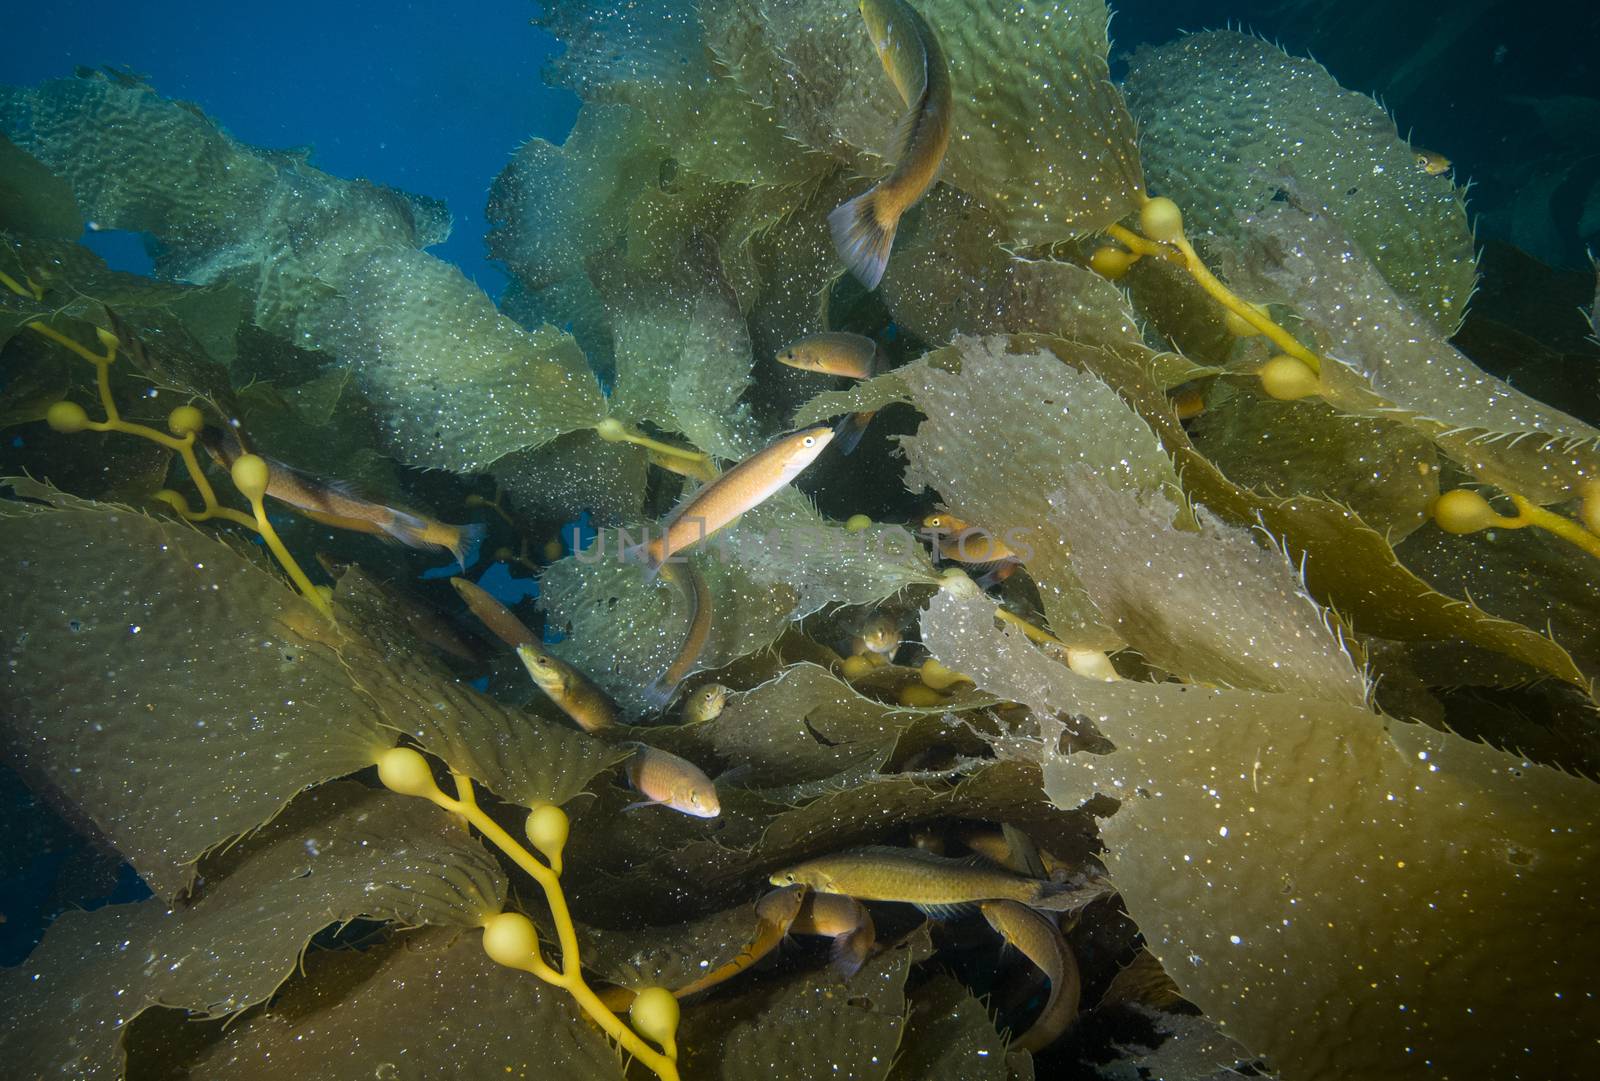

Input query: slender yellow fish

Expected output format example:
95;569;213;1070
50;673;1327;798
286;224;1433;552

776;332;884;379
451;575;536;650
645;559;713;709
202;426;480;566
631;424;836;574
515;643;622;734
624;743;721;818
770;846;1085;913
831;0;953;290
980;899;1082;1053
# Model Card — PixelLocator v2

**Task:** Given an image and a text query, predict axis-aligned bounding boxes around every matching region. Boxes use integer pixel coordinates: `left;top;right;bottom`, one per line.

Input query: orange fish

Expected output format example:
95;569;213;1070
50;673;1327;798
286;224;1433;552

629;424;835;574
203;426;479;566
830;0;953;289
776;332;884;380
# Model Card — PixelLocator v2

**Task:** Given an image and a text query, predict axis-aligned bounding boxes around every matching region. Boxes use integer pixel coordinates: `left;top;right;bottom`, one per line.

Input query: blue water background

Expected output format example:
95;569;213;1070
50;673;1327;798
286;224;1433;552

4;0;579;295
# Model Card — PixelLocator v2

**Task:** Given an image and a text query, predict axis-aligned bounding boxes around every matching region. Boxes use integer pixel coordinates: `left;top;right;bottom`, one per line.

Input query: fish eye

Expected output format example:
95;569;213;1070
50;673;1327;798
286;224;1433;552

802;435;816;447
928;515;943;527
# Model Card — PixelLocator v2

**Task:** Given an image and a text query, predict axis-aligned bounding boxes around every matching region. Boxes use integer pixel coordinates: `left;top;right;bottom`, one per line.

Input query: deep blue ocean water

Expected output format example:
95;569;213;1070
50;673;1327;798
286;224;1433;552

5;0;579;295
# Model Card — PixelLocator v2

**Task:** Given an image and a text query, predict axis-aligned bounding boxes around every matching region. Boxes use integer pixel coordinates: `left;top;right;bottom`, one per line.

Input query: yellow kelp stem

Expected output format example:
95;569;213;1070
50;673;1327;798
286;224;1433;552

18;307;332;614
1096;195;1600;563
375;747;681;1081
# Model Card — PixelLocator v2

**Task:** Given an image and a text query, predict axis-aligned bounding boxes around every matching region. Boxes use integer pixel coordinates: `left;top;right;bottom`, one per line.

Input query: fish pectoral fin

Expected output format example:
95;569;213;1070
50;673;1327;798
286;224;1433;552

914;901;977;921
621;799;663;813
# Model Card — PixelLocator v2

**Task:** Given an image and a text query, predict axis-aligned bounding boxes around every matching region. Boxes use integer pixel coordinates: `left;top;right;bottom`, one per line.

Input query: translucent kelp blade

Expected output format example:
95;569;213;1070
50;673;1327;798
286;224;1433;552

491;427;649;529
897;336;1183;648
702;0;1143;244
535;0;820;189
605;241;762;460
332;572;628;807
305;246;605;472
1124;30;1476;329
0;782;507;1080
539;492;939;716
0;483;392;898
887;975;1011;1081
1050;469;1370;706
1064;337;1592;691
0;131;81;239
487;103;661;293
1095;1008;1262;1081
1229;202;1600;502
1188;382;1440;541
877;187;1156;349
186;927;624;1081
1;77;605;473
921;591;1600;1081
686;927;929;1081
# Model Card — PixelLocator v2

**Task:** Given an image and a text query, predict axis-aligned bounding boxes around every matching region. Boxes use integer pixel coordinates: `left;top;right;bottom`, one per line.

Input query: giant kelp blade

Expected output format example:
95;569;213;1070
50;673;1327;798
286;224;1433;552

540;491;938;716
921;591;1600;1080
886;975;1011;1080
687;927;930;1081
0;76;606;474
0;483;392;897
1050;471;1370;706
1227;201;1600;502
1124;30;1475;329
1187;382;1440;540
331;571;628;808
702;0;1143;244
0;131;81;239
0;782;506;1080
1062;337;1593;692
895;336;1183;649
186;927;623;1081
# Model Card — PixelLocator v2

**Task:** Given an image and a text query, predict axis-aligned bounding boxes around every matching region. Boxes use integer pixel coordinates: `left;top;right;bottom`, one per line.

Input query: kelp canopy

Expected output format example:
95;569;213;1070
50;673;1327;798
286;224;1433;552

2;2;1598;1080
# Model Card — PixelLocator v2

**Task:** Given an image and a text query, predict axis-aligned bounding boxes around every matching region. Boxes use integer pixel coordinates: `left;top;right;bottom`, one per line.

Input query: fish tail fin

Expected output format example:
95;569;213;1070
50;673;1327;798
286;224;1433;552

829;188;898;290
1030;876;1113;914
621;539;666;583
642;676;678;712
832;410;877;456
385;513;484;570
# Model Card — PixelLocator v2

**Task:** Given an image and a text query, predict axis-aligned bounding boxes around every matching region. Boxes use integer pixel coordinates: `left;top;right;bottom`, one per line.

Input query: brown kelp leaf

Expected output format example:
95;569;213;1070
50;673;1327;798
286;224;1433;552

1125;30;1475;328
187;927;623;1081
1187;382;1440;540
650;663;907;787
691;926;931;1081
331;573;627;808
1394;508;1600;683
1059;336;1592;692
921;591;1600;1081
581;893;779;993
887;974;1011;1081
1096;1007;1262;1081
1049;471;1370;707
897;336;1183;648
0;483;392;897
0;132;81;239
1228;202;1600;502
540;491;938;716
0;782;506;1080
